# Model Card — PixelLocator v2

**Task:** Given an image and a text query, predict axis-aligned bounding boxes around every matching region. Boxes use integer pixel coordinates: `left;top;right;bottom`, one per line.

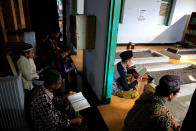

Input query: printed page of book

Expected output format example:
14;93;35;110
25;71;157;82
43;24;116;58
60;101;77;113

72;99;90;112
67;92;83;103
135;65;147;76
67;92;90;112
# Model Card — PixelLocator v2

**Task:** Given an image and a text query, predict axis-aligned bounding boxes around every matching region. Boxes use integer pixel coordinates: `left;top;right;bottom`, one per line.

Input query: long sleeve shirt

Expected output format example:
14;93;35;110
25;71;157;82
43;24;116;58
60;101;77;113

112;62;138;94
30;87;70;131
124;91;177;131
17;55;39;90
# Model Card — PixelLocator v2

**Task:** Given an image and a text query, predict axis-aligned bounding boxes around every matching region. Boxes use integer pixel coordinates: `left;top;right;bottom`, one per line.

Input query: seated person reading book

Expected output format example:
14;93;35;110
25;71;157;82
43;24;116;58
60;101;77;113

30;68;83;131
112;50;147;99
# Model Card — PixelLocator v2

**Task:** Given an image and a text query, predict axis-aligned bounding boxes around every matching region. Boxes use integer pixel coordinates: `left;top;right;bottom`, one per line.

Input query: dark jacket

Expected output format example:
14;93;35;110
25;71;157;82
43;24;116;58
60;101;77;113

181;89;196;131
116;62;138;91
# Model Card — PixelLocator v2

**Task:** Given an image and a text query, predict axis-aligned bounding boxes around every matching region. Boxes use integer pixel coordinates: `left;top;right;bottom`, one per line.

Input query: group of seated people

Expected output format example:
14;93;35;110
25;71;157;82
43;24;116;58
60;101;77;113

16;33;86;130
16;40;195;131
112;50;195;131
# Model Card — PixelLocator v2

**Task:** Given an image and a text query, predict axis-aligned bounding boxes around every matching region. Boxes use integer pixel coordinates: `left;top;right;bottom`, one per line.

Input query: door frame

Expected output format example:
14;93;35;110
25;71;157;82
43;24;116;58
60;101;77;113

103;0;121;103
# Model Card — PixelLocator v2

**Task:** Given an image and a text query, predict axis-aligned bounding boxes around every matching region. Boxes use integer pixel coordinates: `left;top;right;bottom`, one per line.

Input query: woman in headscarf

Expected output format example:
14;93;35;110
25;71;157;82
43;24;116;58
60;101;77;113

30;68;82;131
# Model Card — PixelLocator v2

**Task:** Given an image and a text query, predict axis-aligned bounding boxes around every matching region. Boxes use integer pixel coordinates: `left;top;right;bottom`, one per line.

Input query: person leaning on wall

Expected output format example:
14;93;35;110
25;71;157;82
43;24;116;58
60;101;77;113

17;43;39;91
124;75;181;131
17;43;39;126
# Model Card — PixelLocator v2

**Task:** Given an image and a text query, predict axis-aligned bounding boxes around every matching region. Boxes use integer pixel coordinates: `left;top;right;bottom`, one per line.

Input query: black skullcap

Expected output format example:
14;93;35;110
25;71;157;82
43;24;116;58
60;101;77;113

22;43;33;52
156;75;180;97
120;50;133;61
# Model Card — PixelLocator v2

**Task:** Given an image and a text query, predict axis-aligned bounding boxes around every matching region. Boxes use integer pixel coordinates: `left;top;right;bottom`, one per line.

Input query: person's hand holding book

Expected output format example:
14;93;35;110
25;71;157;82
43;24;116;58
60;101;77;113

68;91;76;96
141;73;148;79
132;72;139;79
61;91;76;100
70;117;83;126
137;76;143;82
128;65;136;69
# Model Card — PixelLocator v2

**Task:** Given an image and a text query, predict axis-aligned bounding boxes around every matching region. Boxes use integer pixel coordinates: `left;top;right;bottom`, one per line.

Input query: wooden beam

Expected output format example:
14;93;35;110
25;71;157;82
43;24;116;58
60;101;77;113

0;7;8;43
16;0;26;29
0;7;10;76
6;52;18;76
22;0;31;31
7;32;21;42
3;0;18;32
181;15;191;43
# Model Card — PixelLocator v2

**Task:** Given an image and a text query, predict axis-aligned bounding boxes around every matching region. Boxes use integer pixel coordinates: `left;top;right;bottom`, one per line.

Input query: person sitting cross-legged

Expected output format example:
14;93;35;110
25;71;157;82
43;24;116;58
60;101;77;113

112;50;145;99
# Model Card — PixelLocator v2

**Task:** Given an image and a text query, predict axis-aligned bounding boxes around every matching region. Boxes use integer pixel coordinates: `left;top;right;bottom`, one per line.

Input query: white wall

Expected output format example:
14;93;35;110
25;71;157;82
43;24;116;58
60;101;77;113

117;0;196;43
77;0;84;14
83;0;109;100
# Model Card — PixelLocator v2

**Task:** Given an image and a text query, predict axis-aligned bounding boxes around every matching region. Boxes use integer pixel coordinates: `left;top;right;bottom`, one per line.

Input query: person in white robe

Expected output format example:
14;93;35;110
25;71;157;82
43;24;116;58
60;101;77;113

17;43;39;90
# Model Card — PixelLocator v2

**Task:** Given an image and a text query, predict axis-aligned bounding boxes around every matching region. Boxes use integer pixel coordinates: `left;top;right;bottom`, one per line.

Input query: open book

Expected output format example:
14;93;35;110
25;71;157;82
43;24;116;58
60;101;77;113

67;92;90;112
135;65;147;76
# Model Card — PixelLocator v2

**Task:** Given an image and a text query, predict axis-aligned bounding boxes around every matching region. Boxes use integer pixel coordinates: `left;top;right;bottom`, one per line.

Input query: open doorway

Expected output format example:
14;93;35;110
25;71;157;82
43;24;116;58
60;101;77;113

101;1;196;131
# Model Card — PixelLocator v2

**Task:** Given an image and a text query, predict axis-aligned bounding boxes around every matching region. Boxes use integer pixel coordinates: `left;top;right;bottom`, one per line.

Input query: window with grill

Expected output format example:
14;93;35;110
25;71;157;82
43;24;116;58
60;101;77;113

158;0;173;26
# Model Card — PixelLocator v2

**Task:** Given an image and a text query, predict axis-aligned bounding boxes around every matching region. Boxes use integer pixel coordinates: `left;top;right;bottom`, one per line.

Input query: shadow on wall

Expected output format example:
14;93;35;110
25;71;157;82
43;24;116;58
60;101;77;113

151;15;189;43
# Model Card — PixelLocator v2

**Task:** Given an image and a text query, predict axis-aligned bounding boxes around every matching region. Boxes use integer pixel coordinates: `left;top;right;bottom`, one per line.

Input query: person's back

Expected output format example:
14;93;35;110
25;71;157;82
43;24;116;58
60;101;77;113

124;75;181;131
124;91;175;131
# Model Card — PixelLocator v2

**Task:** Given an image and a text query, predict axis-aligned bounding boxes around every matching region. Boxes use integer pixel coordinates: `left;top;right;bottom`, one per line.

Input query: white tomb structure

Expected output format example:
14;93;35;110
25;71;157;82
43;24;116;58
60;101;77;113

115;49;196;124
162;48;196;60
115;49;169;65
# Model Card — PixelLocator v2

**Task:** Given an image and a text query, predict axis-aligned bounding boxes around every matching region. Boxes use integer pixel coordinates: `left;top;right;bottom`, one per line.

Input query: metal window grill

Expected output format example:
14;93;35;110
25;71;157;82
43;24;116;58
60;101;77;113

0;73;26;130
